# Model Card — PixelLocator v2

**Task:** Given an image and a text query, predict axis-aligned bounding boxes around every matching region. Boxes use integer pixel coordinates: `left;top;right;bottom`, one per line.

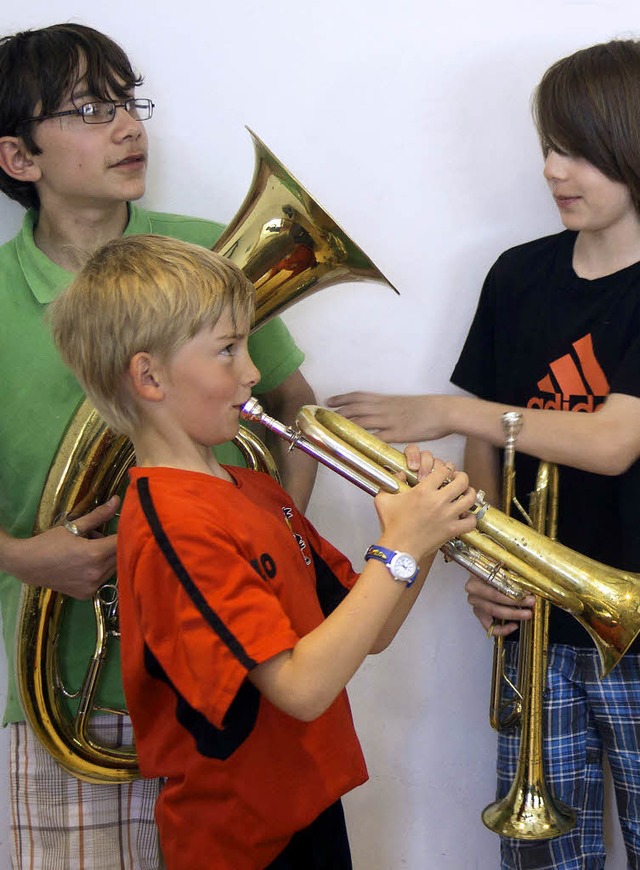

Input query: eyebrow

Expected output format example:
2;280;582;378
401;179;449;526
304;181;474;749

69;88;133;104
217;331;245;341
59;90;93;108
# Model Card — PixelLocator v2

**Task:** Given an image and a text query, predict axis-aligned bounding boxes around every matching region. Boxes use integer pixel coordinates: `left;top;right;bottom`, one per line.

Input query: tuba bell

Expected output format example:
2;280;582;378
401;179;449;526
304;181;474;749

16;129;397;784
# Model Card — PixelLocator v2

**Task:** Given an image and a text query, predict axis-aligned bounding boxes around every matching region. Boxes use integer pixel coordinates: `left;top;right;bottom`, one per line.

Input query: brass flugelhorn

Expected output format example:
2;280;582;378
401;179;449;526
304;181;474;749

242;401;640;840
241;399;640;681
16;130;397;784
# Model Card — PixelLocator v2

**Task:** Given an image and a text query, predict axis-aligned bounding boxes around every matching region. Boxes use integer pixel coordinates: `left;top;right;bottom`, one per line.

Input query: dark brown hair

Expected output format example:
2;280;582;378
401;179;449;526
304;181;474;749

533;40;640;213
0;23;143;209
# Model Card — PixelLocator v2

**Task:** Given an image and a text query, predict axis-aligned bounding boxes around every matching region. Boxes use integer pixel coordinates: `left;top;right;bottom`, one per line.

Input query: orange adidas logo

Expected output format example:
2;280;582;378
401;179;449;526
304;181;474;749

527;334;609;413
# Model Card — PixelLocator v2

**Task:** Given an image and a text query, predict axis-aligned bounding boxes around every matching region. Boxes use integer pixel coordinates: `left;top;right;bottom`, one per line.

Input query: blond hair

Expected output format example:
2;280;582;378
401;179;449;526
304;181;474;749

50;234;255;435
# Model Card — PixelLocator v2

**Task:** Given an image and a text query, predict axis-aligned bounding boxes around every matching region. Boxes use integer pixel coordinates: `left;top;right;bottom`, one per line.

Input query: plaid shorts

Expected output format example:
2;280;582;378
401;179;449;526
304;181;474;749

9;715;163;869
497;644;640;870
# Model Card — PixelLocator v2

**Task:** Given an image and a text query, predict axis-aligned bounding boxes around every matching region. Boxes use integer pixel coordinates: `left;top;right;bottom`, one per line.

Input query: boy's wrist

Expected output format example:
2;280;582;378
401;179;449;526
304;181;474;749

0;528;21;577
364;544;419;586
440;394;465;436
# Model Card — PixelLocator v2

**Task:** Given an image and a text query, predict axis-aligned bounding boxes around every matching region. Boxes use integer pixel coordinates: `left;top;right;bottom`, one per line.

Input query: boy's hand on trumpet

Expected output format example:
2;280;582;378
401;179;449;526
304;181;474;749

465;575;535;636
373;445;478;563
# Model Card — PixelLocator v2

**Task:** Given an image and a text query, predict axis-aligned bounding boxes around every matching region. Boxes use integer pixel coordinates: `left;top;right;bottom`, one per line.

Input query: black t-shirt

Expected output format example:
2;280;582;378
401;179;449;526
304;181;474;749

451;230;640;648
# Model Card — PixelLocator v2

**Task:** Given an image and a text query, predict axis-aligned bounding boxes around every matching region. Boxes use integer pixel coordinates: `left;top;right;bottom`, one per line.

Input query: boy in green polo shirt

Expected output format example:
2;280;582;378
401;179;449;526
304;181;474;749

0;21;316;869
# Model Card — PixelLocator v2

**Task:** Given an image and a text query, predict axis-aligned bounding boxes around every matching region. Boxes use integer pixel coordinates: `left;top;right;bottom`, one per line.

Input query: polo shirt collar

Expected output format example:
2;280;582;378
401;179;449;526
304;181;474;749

17;203;153;304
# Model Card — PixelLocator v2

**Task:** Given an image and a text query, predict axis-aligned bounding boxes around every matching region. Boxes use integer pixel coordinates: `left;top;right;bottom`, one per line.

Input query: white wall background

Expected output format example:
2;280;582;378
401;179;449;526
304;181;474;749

0;2;637;867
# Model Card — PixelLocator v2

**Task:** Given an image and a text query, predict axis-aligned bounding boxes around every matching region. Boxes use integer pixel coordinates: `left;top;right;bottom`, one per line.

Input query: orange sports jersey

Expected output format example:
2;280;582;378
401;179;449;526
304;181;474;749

118;465;368;870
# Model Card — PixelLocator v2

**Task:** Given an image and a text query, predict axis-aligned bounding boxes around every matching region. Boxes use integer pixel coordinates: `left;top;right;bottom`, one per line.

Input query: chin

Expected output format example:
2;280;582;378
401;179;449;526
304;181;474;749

221;422;241;443
559;217;584;232
127;184;147;202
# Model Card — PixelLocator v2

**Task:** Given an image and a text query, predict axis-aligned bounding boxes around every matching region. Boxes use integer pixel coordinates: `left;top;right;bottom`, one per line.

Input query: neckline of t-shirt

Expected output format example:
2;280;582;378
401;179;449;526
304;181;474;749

562;230;640;286
131;464;243;489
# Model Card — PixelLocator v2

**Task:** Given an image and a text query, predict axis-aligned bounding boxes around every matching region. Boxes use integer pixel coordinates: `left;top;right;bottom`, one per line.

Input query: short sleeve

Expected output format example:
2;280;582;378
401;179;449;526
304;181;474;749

249;318;304;394
450;262;499;401
133;523;300;729
609;334;640;399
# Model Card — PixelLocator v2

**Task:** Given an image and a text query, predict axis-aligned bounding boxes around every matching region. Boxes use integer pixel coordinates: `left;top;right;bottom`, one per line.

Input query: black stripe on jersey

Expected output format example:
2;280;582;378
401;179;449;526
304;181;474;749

311;545;350;617
144;644;260;759
137;476;257;671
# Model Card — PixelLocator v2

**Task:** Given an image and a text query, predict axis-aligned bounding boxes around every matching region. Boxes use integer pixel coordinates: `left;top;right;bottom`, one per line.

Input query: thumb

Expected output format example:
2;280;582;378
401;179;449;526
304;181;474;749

72;495;120;535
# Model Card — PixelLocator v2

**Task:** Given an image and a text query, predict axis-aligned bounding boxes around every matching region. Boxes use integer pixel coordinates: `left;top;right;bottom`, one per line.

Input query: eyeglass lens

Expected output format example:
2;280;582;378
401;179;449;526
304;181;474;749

81;99;153;124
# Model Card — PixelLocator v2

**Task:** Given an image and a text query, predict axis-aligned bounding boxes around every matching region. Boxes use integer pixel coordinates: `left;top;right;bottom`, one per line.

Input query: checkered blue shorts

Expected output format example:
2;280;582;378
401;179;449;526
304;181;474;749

497;643;640;870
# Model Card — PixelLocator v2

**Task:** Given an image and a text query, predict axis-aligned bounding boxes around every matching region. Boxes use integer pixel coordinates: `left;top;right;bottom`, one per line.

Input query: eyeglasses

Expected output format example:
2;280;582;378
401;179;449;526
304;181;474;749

20;98;155;126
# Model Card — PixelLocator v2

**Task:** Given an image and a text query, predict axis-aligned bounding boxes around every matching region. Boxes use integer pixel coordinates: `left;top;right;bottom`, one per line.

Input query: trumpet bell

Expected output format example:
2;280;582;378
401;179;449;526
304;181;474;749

482;785;576;840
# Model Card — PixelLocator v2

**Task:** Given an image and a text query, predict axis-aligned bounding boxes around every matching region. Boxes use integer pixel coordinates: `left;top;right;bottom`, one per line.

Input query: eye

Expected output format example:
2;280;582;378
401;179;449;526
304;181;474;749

80;102;114;121
549;142;571;158
220;343;237;357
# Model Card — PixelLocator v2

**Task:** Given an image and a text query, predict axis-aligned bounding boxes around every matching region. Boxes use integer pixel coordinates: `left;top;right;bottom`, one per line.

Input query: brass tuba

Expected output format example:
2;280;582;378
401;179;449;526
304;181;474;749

16;130;396;784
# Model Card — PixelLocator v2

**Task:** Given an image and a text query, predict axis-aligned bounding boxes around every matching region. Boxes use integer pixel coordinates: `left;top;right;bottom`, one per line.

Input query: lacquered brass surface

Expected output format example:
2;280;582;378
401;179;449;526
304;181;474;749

489;411;527;732
216;129;397;326
482;459;576;839
18;405;137;783
279;404;640;840
242;402;640;681
17;131;396;783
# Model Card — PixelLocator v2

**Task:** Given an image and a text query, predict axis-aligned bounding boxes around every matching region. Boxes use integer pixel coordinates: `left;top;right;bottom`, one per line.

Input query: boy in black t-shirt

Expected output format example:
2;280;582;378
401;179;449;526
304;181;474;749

328;39;640;869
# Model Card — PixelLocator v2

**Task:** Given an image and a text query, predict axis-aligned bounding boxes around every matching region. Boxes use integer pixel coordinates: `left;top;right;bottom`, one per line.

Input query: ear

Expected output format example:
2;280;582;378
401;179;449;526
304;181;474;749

129;352;165;402
0;136;42;183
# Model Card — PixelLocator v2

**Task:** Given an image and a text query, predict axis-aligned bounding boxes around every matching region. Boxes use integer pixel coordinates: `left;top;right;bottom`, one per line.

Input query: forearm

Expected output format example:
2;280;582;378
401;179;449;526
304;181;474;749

260;370;318;512
370;552;435;651
330;390;640;474
249;459;477;720
0;527;19;576
0;527;39;583
0;501;118;596
250;560;416;721
265;431;317;513
436;393;640;475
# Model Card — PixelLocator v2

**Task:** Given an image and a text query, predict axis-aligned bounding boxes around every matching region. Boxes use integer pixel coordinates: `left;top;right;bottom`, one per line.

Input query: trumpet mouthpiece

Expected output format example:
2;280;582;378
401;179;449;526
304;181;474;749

240;397;264;422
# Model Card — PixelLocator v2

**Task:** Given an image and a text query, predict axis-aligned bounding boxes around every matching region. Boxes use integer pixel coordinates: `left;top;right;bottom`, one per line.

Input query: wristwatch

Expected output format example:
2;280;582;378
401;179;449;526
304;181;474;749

364;545;419;587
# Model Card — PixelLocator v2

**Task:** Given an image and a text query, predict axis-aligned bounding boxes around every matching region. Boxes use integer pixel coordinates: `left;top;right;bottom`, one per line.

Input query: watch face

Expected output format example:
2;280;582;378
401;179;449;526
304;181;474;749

391;553;417;580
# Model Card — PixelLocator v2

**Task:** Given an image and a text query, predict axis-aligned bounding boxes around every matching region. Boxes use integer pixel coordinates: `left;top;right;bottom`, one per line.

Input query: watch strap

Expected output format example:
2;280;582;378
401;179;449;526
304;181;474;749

364;544;419;587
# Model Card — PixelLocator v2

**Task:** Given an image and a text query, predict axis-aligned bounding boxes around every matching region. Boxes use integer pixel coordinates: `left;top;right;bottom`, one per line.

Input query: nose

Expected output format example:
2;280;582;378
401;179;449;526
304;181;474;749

244;356;261;389
543;150;569;183
111;106;144;141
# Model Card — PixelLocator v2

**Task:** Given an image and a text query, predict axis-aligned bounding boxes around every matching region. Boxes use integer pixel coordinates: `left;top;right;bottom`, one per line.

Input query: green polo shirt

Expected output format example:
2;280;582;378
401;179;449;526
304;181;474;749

0;204;304;723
